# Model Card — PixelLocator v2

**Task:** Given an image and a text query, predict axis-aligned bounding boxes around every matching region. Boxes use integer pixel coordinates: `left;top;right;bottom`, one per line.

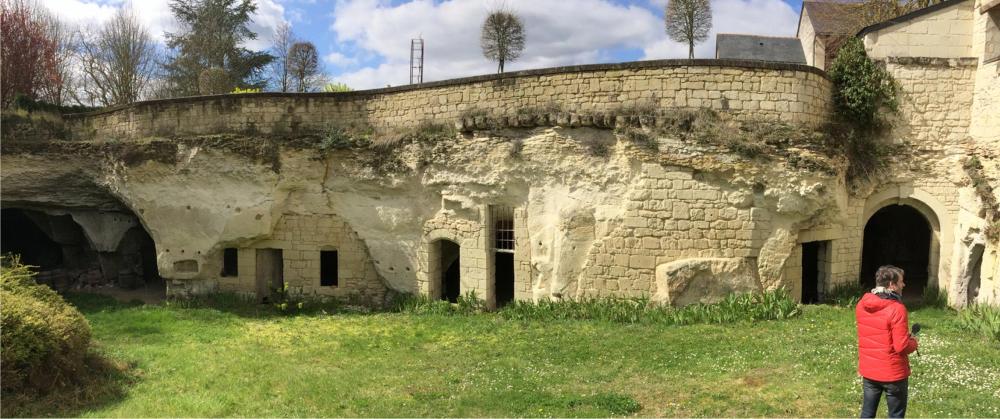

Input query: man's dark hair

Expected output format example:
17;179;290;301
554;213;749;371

875;265;905;287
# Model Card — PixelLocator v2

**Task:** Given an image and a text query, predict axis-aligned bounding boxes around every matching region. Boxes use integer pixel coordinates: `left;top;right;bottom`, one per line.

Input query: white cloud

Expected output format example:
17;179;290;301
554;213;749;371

330;0;800;89
38;0;288;48
330;0;663;89
644;0;801;59
325;51;359;67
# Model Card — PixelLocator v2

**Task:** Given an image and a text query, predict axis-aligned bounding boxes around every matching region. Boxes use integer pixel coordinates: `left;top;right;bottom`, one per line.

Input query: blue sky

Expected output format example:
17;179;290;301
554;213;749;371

41;0;807;89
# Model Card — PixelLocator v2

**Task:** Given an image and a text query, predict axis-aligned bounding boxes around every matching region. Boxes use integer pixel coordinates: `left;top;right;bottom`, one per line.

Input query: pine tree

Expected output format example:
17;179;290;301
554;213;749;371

161;0;272;97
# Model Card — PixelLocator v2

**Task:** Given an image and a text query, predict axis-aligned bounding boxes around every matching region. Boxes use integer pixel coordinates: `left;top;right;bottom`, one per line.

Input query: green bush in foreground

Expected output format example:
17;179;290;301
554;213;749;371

395;288;800;325
0;257;92;392
957;304;1000;343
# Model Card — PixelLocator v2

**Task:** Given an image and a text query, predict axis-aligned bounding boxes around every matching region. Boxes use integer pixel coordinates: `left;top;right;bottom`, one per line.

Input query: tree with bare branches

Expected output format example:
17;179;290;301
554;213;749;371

480;7;525;73
77;4;158;106
267;21;295;92
287;41;322;92
664;0;712;59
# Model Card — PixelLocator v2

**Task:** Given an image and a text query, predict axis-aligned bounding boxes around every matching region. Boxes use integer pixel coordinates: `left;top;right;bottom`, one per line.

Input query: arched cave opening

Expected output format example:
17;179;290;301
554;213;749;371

1;208;162;297
439;240;461;303
1;208;66;269
860;205;931;300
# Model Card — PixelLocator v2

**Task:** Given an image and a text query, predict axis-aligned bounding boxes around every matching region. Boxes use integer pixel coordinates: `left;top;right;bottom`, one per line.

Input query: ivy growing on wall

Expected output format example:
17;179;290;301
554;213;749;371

829;38;898;128
827;37;900;184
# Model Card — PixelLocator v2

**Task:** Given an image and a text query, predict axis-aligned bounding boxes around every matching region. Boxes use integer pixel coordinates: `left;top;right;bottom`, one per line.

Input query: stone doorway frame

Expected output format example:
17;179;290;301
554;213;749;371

861;186;950;296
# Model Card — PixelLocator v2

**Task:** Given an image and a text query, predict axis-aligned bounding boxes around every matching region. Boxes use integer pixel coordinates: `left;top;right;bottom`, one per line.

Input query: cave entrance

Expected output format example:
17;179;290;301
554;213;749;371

255;248;284;303
801;240;831;304
437;240;461;303
0;208;162;298
861;205;931;300
1;208;66;270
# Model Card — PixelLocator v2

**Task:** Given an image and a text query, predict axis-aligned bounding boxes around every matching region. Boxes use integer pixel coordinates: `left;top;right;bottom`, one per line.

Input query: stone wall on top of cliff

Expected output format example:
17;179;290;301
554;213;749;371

61;60;831;141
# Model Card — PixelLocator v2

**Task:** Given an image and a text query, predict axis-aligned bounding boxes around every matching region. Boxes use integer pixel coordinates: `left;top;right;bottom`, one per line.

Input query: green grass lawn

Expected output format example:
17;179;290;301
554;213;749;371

8;295;999;417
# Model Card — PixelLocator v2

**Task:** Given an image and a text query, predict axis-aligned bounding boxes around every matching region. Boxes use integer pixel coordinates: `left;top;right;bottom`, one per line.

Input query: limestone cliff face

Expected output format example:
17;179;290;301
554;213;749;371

1;123;845;305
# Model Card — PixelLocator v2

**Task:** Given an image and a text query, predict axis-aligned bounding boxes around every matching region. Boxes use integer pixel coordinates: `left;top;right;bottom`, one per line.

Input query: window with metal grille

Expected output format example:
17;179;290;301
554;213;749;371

320;250;338;286
491;205;515;252
221;248;238;277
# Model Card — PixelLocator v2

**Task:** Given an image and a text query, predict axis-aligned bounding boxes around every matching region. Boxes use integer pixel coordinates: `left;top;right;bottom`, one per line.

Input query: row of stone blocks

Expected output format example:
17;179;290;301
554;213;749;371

456;111;706;132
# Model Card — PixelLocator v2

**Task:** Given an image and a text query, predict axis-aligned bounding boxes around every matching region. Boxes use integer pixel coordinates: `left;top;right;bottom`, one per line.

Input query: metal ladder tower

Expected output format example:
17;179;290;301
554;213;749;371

410;38;424;84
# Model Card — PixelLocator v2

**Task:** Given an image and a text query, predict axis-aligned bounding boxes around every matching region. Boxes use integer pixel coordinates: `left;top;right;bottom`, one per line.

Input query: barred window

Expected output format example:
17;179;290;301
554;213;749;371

491;205;514;252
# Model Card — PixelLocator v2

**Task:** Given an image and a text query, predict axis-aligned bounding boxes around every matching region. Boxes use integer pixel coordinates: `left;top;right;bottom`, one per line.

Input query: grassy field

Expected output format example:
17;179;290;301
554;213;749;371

6;295;999;417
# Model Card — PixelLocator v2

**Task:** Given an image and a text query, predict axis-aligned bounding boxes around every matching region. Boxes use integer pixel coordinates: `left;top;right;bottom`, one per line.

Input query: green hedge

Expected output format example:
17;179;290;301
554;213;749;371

1;258;92;392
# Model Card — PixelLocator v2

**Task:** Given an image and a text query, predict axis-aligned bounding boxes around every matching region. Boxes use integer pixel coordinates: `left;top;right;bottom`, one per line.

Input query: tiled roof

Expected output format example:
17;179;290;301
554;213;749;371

715;34;807;64
802;0;863;35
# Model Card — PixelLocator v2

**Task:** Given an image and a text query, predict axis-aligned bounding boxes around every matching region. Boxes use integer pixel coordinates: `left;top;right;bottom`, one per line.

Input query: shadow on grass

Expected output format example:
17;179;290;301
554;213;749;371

62;292;145;315
0;351;136;418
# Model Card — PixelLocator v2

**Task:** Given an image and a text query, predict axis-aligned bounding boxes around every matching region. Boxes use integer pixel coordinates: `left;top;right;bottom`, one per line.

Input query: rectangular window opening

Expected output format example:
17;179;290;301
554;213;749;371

221;248;238;277
321;250;338;287
491;205;515;253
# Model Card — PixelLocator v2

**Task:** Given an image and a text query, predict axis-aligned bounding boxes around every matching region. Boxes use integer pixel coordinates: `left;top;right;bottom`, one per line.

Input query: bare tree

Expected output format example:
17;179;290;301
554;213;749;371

267;21;294;92
287;41;322;92
40;12;75;105
480;6;525;73
77;4;157;106
664;0;712;59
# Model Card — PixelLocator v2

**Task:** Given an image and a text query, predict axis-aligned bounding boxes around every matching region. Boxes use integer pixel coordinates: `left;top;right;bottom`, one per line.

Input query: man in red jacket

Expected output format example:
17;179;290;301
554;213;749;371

856;265;919;418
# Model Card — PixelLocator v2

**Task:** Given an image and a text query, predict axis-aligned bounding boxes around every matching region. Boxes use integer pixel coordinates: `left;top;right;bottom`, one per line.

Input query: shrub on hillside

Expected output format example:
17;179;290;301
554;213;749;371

1;257;92;392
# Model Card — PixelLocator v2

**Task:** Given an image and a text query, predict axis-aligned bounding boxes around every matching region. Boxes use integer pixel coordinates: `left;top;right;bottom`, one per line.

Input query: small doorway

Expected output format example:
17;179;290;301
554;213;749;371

255;248;284;302
439;241;460;303
495;253;514;307
801;240;831;304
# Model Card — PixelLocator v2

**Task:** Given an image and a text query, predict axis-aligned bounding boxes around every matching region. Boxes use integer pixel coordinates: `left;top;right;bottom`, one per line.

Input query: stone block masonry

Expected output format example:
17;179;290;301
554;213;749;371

63;60;831;141
216;213;387;303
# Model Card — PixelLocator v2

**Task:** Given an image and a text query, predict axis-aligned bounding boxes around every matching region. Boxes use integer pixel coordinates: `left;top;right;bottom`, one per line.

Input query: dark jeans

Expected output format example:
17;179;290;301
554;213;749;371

860;377;909;418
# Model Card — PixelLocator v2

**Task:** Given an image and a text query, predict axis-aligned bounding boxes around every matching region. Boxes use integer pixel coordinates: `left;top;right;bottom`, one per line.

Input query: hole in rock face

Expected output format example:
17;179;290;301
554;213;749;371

1;208;163;298
173;260;198;272
861;205;931;300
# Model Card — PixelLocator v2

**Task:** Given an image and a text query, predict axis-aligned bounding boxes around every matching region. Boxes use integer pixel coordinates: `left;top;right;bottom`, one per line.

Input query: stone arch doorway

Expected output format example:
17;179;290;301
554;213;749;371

861;204;932;299
429;239;461;303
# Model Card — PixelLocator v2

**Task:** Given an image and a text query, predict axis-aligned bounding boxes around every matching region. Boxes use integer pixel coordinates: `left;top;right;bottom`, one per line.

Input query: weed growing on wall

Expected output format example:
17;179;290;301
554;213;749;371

962;155;1000;242
827;37;900;184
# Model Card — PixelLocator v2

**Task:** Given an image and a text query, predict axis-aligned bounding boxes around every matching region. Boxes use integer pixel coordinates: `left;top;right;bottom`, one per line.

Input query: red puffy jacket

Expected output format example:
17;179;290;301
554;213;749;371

856;292;918;382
